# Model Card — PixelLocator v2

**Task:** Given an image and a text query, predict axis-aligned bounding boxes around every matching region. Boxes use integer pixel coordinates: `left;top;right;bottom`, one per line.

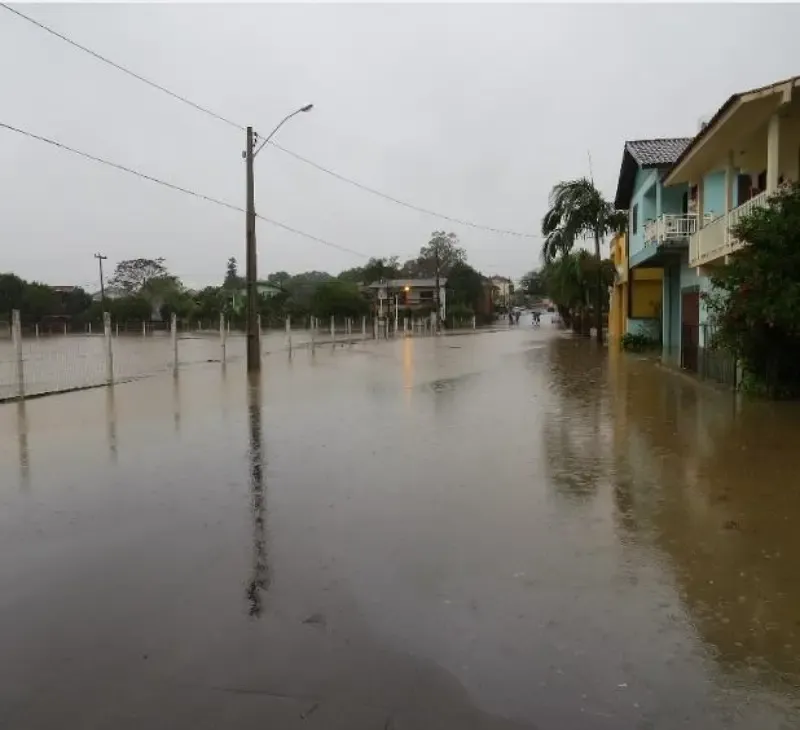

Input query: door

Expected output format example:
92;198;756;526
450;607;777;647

681;289;700;372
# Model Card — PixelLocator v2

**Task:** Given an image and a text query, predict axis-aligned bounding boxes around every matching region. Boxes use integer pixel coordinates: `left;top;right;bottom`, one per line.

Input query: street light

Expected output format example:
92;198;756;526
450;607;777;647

245;103;314;372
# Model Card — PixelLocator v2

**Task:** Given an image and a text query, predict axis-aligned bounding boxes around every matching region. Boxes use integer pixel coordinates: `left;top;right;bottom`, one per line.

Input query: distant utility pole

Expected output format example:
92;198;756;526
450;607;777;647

94;253;108;309
245;126;259;373
434;242;441;334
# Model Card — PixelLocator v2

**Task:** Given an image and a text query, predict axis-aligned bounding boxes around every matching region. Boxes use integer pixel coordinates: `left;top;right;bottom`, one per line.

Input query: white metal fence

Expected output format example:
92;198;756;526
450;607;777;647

0;310;455;401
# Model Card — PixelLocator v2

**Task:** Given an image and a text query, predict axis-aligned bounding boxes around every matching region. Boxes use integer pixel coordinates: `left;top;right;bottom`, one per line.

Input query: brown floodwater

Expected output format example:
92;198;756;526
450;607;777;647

0;322;799;728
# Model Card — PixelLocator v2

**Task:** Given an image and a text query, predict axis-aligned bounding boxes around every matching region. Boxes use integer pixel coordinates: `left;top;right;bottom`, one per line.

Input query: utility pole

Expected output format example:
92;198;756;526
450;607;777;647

245;126;260;372
434;242;441;334
94;253;108;310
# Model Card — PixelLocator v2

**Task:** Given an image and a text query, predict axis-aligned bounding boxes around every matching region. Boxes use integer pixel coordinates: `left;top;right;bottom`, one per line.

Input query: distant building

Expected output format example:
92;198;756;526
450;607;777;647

489;276;513;309
91;286;126;302
229;281;285;313
366;278;448;319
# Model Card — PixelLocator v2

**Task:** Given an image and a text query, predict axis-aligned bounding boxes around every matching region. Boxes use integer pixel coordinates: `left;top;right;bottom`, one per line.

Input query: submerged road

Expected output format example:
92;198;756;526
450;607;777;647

1;325;799;728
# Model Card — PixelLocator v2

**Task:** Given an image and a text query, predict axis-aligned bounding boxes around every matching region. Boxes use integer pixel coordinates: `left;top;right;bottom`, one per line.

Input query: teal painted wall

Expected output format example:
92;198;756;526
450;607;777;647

703;171;726;219
628;168;657;258
661;184;686;216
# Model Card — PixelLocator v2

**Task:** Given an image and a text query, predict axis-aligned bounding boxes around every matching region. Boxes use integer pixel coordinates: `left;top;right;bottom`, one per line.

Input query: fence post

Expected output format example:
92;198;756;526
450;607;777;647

373;317;378;340
104;311;114;384
171;312;178;376
286;315;292;355
64;321;68;336
88;321;92;336
472;315;476;330
115;323;119;337
330;315;335;344
142;321;147;337
258;314;262;340
220;313;227;364
362;315;367;341
310;316;316;352
34;323;39;339
12;310;24;400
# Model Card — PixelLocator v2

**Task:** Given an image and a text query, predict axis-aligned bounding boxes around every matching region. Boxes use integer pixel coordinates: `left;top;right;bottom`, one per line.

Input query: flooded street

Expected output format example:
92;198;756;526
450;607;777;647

1;326;799;729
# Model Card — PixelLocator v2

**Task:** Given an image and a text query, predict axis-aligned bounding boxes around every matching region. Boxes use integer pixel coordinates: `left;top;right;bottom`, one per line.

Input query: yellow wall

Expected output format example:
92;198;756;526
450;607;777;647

609;232;628;341
630;269;662;318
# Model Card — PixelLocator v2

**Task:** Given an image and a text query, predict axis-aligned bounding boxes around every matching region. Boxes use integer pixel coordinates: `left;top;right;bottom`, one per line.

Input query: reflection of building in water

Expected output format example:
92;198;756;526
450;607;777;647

245;375;270;618
610;352;800;685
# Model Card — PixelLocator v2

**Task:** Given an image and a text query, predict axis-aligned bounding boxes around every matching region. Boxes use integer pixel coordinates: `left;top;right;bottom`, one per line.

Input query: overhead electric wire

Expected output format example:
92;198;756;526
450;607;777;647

2;3;540;240
0;121;370;260
0;3;244;132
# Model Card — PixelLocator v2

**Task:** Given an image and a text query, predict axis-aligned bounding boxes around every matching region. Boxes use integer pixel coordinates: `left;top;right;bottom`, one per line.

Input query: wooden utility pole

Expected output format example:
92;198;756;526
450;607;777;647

245;126;260;372
94;253;108;310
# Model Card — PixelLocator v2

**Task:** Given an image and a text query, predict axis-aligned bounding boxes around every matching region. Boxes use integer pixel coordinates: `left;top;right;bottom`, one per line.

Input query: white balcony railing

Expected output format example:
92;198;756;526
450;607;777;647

689;190;776;266
643;214;712;248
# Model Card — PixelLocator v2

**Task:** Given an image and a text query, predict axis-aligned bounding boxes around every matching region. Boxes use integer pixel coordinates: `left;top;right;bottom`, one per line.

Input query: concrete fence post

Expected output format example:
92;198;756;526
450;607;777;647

373;317;378;340
311;316;316;351
88;321;92;336
257;314;262;340
362;315;367;341
220;313;227;363
330;315;335;344
63;321;68;336
115;323;119;338
12;309;24;400
34;323;39;339
286;315;292;355
104;311;114;384
171;312;178;376
142;321;147;338
472;315;476;330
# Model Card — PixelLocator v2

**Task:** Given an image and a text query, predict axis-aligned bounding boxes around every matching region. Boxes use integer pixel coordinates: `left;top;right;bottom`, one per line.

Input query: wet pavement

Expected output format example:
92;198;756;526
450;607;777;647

1;323;799;728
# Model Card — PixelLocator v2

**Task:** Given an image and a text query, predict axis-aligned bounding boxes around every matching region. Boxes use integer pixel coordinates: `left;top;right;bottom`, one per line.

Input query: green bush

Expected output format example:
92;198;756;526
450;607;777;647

620;332;659;352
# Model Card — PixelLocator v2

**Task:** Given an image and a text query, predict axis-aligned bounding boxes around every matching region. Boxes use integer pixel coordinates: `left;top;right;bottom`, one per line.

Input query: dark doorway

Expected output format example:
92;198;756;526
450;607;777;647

681;288;700;373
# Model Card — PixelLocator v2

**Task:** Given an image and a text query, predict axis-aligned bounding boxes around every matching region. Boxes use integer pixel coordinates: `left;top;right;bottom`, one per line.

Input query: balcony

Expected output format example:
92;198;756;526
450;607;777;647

643;214;711;249
688;191;772;266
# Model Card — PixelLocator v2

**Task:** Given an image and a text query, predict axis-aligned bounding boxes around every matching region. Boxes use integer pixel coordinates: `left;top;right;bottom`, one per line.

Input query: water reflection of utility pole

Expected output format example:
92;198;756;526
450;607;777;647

172;371;181;434
245;372;270;617
17;400;30;490
105;385;118;463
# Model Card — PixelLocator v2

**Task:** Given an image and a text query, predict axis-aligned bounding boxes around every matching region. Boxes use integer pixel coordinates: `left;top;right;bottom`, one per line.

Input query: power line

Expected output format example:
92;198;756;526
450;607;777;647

2;3;541;240
0;120;370;259
0;3;244;132
267;141;540;239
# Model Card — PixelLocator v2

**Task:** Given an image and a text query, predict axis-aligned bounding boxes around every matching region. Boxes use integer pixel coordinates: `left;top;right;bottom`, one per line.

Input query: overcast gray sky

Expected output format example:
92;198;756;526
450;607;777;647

1;3;798;291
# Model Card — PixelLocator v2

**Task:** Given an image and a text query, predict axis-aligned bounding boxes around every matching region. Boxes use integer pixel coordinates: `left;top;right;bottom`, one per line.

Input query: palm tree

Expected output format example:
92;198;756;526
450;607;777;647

541;178;626;343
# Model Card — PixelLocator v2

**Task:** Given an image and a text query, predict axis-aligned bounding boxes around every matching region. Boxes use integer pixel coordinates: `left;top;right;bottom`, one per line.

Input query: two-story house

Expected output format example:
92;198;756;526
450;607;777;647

662;75;800;370
614;138;694;359
366;278;447;320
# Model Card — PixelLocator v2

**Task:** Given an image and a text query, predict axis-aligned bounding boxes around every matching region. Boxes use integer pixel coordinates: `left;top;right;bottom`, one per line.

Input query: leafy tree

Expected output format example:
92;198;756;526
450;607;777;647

705;183;800;397
521;269;547;298
21;282;59;322
446;261;485;312
109;258;171;295
339;256;400;285
541;179;626;343
109;295;152;323
224;257;243;289
0;273;26;318
266;270;291;288
63;287;92;317
416;231;466;277
310;280;368;319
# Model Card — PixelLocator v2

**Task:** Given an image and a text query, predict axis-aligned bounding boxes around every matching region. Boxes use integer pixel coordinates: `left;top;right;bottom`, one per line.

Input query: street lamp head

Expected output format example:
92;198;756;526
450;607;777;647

300;104;314;113
404;286;410;292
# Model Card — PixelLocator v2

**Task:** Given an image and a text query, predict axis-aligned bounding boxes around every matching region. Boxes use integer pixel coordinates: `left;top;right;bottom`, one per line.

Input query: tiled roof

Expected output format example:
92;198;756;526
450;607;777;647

625;138;692;167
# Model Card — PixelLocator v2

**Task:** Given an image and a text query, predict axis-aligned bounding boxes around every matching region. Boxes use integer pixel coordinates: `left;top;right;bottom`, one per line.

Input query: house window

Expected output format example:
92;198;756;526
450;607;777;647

419;290;434;302
631;204;638;234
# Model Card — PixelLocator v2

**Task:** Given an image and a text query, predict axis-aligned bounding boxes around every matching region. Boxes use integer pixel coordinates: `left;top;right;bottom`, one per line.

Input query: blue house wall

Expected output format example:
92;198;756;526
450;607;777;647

703;171;727;219
628;168;657;259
